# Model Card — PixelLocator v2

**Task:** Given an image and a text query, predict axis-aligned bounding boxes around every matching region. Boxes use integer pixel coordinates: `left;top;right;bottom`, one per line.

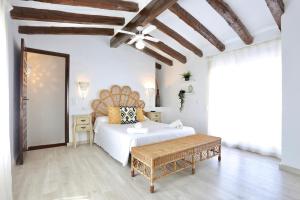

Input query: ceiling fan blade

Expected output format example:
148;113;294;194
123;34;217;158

127;37;140;45
144;36;160;43
142;25;157;35
117;29;136;36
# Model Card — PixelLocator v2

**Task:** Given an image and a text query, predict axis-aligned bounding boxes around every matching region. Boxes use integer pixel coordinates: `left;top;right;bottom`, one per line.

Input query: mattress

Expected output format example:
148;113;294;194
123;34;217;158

94;119;195;166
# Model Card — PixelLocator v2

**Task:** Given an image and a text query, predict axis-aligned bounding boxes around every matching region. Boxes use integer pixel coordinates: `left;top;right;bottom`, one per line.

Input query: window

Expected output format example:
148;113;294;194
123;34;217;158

208;40;282;157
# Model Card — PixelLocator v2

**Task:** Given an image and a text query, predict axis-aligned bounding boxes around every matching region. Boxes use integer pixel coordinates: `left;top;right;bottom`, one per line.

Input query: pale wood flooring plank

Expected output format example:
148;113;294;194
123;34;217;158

12;145;300;200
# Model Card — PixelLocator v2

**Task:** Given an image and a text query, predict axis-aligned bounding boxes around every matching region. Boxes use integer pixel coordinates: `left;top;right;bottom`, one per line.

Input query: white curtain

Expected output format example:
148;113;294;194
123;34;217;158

0;0;13;199
208;40;282;157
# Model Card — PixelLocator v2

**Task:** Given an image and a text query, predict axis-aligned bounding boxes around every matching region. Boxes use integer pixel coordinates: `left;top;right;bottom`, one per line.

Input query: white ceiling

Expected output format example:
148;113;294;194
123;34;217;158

10;0;281;60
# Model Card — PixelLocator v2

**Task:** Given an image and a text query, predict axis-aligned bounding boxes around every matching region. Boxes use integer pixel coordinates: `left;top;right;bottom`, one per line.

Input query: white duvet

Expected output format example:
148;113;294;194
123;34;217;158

94;118;195;166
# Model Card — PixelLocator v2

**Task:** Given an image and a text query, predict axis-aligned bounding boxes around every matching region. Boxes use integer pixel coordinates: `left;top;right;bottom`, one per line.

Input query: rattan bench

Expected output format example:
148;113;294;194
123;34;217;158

131;134;221;193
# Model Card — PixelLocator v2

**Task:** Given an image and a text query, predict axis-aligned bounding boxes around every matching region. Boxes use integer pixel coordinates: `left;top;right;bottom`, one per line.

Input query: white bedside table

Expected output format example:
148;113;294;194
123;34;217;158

72;114;93;148
145;112;161;123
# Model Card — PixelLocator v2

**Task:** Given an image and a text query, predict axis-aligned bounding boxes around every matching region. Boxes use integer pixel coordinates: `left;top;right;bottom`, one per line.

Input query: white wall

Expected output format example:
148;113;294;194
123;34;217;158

159;56;208;133
9;22;156;143
27;53;66;147
7;4;21;164
1;0;13;199
281;0;300;170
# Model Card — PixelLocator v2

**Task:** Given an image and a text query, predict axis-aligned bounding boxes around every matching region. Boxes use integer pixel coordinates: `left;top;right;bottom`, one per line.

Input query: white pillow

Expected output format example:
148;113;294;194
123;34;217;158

96;116;109;123
94;116;109;133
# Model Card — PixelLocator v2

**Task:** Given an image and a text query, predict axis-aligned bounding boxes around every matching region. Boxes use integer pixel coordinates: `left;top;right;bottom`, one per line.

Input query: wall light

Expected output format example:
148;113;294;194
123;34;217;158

77;81;90;99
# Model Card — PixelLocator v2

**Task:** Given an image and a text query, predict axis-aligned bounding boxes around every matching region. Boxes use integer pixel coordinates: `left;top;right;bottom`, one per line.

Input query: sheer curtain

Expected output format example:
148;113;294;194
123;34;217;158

208;40;282;157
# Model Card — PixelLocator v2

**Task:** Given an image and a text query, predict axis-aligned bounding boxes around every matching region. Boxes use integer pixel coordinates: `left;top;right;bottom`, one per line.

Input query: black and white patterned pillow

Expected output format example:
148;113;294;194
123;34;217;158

120;106;137;124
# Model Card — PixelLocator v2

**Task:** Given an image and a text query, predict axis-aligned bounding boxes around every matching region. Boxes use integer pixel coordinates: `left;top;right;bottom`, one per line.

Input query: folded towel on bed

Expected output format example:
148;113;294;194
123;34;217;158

134;122;143;129
168;120;184;129
127;128;149;134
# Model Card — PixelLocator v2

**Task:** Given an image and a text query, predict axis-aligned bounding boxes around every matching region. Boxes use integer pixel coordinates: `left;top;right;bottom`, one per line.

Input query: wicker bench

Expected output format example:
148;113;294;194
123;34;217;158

131;134;221;193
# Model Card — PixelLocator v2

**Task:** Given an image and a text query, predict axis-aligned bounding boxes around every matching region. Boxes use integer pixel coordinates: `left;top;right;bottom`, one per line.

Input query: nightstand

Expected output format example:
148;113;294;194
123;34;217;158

73;114;93;148
145;112;161;123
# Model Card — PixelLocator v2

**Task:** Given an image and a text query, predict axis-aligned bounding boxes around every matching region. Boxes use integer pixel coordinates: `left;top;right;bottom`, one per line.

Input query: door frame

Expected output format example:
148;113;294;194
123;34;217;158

25;47;70;150
17;39;26;165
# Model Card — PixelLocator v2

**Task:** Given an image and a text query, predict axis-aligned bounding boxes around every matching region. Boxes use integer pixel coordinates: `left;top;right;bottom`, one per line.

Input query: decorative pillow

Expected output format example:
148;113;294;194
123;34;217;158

136;108;145;122
120;106;137;124
108;107;121;124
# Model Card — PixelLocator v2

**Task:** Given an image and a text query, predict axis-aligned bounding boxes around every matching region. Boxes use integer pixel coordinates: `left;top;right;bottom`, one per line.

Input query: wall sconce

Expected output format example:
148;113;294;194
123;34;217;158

77;81;90;99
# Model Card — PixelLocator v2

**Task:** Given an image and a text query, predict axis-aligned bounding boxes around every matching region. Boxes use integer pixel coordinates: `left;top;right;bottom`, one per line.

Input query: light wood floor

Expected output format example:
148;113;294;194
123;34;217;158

13;145;300;200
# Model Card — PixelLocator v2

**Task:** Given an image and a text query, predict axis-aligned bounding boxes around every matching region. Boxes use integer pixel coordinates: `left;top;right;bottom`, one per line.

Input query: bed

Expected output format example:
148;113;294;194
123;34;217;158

91;85;195;166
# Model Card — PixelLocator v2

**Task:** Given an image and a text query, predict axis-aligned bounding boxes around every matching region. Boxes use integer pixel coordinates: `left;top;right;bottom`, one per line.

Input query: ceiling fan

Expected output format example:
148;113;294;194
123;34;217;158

116;25;160;49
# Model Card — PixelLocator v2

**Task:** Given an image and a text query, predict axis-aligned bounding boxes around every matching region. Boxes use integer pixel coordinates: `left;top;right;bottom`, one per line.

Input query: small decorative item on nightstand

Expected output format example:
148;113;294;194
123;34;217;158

145;111;161;123
73;114;93;148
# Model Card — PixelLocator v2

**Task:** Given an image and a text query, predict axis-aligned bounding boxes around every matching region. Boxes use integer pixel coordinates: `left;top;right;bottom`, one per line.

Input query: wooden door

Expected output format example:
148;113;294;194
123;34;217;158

17;39;28;165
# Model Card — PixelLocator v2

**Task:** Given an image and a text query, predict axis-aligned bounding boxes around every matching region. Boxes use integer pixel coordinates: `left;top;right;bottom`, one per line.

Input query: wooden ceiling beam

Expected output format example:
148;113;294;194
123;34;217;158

110;0;178;48
145;38;187;64
18;26;114;35
128;39;173;66
32;0;139;12
10;6;125;25
169;3;225;51
140;46;173;66
265;0;284;30
207;0;253;45
151;19;203;57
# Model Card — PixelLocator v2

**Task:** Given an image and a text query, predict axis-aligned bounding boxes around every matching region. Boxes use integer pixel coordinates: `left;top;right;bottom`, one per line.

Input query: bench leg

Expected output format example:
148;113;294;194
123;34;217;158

218;145;222;162
192;155;196;175
131;157;135;177
150;185;154;193
150;166;154;193
192;168;195;175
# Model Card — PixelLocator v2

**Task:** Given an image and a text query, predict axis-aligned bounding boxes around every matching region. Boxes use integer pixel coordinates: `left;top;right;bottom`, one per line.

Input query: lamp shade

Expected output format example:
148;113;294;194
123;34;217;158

78;81;90;99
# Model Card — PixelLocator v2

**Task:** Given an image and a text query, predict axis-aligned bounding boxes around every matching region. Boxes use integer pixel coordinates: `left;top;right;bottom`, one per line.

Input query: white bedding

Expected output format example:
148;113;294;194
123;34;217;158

94;118;195;166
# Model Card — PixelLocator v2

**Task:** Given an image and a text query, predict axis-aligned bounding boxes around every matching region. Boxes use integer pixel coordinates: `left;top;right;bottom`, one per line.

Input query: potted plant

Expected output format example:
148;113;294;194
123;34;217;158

182;71;192;81
178;90;186;112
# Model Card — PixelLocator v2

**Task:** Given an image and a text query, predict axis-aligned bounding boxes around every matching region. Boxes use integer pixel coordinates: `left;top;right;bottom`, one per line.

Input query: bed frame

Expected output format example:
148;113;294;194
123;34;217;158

91;85;145;122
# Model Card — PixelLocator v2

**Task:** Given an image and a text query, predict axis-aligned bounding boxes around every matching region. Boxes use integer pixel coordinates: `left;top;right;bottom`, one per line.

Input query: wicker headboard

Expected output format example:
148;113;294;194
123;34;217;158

91;85;145;119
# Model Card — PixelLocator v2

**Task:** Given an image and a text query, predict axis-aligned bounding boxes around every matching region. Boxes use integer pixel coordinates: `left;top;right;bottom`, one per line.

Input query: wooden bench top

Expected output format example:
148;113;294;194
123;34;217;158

131;134;221;161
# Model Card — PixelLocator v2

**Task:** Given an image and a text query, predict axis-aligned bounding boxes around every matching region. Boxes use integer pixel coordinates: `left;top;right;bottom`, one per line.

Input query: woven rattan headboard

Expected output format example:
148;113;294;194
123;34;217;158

91;85;145;119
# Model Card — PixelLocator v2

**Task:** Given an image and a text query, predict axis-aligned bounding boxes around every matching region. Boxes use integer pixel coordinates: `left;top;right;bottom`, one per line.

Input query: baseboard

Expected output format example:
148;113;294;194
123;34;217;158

28;143;66;151
279;163;300;175
67;140;90;147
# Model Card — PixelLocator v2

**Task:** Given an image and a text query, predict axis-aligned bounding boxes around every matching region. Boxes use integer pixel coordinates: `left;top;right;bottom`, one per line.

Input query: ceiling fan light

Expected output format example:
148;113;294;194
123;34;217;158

135;40;145;49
